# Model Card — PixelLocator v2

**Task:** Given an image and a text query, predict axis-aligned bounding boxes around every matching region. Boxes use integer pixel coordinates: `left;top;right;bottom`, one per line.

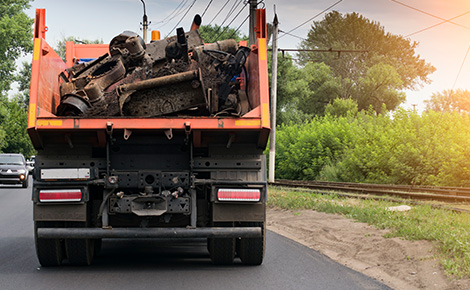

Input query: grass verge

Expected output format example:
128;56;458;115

268;186;470;278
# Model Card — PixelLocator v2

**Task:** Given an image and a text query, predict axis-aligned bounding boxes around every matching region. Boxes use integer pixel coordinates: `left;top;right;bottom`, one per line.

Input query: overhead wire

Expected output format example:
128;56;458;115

207;0;242;42
227;1;265;40
278;0;343;39
405;10;470;37
208;0;232;25
165;0;198;38
390;0;470;30
452;43;470;90
220;0;242;26
152;0;189;28
389;1;470;101
201;0;213;18
279;29;306;41
229;14;250;39
212;1;248;42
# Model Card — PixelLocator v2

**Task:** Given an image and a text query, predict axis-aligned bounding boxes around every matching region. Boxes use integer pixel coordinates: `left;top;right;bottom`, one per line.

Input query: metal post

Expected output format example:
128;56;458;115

249;0;257;45
140;0;148;43
269;12;279;183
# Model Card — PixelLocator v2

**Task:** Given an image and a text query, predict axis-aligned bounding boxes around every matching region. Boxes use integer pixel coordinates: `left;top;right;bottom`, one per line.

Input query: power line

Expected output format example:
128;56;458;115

229;14;250;39
278;0;343;39
279;29;306;41
212;1;248;42
165;0;197;38
218;0;244;29
152;0;188;28
207;0;242;42
390;0;470;30
201;0;213;18
452;43;470;90
208;0;231;25
405;10;470;38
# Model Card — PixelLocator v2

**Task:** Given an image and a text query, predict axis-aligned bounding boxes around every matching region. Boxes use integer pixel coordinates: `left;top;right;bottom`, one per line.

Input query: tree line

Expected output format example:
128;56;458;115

273;108;470;186
1;1;469;186
0;0;34;157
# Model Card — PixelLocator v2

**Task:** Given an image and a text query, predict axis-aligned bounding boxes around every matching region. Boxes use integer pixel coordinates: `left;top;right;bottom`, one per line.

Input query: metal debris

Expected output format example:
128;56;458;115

57;27;251;117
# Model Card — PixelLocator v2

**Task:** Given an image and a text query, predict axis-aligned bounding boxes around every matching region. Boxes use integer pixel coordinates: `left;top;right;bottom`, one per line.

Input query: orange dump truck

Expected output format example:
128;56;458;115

28;9;270;266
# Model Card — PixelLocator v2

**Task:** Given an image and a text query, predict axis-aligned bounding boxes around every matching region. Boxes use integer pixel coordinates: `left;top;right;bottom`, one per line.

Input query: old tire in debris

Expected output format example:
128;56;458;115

238;222;265;265
35;221;64;267
65;222;94;265
208;237;236;265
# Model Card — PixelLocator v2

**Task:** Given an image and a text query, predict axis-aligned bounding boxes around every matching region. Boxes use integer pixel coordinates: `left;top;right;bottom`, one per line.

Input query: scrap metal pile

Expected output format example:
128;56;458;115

57;28;251;117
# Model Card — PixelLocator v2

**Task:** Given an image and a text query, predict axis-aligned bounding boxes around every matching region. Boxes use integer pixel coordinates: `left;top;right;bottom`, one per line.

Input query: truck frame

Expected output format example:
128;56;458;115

28;9;270;266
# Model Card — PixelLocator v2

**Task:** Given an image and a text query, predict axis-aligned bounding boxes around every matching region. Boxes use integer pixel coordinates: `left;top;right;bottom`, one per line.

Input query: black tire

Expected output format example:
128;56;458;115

65;222;94;266
34;221;64;267
208;238;236;265
22;179;28;188
93;238;102;256
238;222;265;265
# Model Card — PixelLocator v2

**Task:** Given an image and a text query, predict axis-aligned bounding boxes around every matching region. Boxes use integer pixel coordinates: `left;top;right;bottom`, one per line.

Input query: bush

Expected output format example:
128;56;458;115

273;108;470;186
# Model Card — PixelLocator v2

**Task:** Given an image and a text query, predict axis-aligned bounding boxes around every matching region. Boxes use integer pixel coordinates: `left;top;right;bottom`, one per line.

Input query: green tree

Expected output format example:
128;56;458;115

298;11;435;113
424;89;470;114
325;98;358;118
0;0;34;98
198;24;248;43
291;62;341;116
268;52;312;124
14;61;31;109
0;96;35;157
356;63;405;113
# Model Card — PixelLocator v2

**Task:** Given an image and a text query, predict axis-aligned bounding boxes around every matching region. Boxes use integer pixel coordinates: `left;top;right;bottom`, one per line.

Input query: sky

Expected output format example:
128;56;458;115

25;0;470;111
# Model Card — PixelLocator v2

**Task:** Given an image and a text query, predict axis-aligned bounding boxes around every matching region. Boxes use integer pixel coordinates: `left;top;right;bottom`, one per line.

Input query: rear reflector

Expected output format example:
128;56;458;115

39;189;82;202
217;188;261;202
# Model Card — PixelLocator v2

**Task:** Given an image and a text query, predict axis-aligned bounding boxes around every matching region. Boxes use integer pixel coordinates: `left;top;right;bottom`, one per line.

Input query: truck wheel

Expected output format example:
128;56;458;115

34;221;64;267
65;222;94;265
208;238;236;265
94;239;102;256
238;222;265;265
22;179;28;188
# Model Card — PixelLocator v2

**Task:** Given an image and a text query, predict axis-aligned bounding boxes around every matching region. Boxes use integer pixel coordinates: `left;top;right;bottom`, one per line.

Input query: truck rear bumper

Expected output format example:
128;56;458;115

37;227;262;239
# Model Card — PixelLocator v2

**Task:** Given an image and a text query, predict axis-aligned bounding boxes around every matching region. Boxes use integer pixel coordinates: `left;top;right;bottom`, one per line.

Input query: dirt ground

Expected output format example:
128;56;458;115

266;207;470;290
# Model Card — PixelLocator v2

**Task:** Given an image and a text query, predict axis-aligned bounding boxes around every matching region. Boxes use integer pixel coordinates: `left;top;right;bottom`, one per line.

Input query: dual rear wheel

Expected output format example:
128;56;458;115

35;221;265;266
208;222;265;265
35;221;98;266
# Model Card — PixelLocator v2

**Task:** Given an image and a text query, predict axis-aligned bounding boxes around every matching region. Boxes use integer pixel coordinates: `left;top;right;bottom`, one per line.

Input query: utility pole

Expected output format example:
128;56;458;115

269;12;279;183
140;0;148;43
249;0;257;45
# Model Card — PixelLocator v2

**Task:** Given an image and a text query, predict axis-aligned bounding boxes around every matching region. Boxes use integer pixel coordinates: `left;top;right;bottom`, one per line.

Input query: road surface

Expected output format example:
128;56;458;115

0;179;390;290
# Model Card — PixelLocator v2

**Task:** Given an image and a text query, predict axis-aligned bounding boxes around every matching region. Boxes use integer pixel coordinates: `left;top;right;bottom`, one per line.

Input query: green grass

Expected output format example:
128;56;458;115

268;186;470;278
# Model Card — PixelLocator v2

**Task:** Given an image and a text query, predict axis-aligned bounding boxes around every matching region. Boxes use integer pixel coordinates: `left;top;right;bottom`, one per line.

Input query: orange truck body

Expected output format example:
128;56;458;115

29;8;270;266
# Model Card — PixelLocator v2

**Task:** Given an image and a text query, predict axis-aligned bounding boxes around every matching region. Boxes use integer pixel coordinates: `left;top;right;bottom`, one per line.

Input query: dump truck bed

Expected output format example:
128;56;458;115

27;9;270;150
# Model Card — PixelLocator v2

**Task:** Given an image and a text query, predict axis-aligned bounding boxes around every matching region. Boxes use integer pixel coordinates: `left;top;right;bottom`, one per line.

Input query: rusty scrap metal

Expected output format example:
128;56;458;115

56;25;251;118
118;69;199;93
119;69;206;116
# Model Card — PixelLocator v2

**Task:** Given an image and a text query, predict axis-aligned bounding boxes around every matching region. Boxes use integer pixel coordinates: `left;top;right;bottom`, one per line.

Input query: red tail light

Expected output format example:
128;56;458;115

217;189;261;202
39;189;82;202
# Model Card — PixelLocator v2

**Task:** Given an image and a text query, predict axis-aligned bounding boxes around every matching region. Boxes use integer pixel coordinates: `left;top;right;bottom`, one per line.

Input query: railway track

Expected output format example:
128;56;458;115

269;180;470;213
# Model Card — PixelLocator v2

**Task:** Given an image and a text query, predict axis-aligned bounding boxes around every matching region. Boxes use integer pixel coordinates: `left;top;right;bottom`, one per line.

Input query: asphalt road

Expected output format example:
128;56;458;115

0;180;391;290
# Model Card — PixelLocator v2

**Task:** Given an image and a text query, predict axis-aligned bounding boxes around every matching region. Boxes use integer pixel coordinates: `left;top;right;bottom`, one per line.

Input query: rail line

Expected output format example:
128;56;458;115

269;180;470;213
